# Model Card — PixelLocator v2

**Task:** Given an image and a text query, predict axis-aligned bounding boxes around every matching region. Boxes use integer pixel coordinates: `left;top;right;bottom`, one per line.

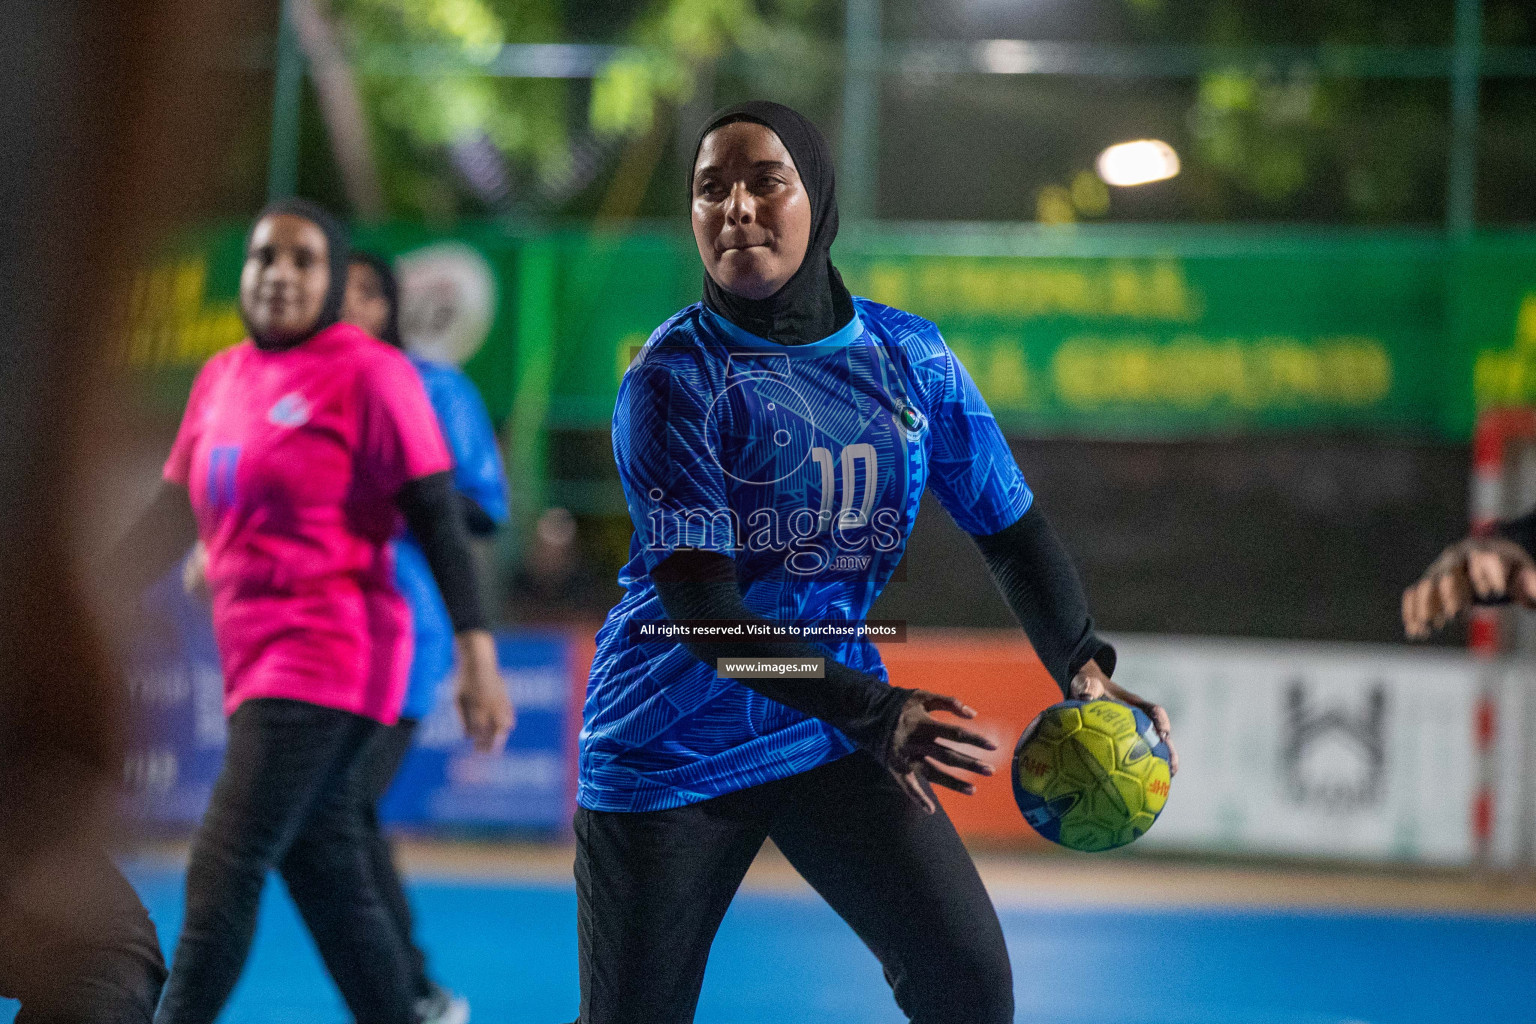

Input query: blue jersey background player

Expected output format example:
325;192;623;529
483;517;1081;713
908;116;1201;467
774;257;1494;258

392;356;511;719
573;101;1177;1024
343;251;508;1024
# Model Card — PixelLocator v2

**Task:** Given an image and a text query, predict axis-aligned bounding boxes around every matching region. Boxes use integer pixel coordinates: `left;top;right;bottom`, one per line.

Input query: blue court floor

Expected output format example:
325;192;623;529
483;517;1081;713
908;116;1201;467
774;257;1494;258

5;864;1535;1024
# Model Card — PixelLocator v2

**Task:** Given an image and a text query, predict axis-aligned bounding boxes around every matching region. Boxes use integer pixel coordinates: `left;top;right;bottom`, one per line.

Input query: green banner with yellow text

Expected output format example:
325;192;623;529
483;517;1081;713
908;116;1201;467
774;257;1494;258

125;225;1536;443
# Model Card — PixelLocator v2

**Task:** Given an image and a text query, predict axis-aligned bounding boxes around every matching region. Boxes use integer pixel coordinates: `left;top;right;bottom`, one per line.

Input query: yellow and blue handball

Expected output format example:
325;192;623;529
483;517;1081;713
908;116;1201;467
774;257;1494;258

1012;699;1172;852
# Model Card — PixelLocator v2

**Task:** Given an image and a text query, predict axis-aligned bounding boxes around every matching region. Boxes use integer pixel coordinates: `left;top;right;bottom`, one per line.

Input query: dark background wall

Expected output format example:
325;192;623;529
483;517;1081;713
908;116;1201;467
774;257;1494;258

868;436;1470;644
552;430;1470;644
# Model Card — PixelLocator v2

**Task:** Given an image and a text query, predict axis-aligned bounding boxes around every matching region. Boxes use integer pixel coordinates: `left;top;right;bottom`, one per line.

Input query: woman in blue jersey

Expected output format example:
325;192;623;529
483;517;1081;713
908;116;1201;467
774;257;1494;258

344;251;510;1024
578;101;1179;1023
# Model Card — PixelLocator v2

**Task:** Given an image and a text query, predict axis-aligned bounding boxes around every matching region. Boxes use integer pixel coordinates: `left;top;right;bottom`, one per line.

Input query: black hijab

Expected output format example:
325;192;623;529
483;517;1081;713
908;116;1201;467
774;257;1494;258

349;250;403;348
241;197;350;350
691;101;855;347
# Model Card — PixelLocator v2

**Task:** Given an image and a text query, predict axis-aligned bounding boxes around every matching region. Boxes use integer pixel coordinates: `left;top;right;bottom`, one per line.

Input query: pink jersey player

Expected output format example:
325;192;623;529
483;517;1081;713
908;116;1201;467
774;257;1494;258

134;200;511;1024
163;321;451;724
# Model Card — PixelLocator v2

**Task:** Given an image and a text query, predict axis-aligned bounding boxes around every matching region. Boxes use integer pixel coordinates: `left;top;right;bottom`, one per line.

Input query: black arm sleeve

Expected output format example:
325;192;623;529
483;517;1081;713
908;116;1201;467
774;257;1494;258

398;471;489;632
651;549;911;758
971;502;1115;697
112;482;199;596
458;493;499;538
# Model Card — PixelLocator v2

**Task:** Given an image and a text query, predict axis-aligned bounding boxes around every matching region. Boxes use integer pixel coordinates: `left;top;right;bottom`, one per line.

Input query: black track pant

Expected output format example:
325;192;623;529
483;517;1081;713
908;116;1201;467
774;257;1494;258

355;716;434;1002
574;751;1014;1024
154;698;416;1024
0;848;166;1023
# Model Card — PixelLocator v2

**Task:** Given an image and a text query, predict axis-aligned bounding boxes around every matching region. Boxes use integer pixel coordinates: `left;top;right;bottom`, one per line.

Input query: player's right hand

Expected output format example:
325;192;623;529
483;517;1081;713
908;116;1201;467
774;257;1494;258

182;541;210;603
1402;536;1536;639
455;629;516;753
885;690;997;814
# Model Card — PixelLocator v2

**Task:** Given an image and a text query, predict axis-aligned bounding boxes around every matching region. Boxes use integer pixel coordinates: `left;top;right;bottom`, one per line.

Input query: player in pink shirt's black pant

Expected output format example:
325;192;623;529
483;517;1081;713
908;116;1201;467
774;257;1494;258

116;199;513;1024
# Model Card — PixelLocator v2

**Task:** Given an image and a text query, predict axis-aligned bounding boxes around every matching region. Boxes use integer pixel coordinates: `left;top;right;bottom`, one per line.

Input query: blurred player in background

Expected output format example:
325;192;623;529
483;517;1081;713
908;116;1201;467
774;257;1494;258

114;199;513;1024
1402;511;1536;636
343;249;510;1024
575;101;1176;1024
181;248;509;1024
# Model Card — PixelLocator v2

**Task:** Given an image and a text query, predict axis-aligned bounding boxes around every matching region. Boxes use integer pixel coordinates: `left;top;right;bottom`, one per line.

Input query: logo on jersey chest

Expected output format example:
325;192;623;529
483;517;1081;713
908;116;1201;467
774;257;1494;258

267;392;312;428
894;399;927;435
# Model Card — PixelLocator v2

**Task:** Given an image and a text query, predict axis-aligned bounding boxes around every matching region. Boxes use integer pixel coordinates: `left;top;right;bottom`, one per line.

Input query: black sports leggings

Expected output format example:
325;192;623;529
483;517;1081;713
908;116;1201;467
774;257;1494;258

154;698;416;1024
354;716;434;1002
574;750;1014;1024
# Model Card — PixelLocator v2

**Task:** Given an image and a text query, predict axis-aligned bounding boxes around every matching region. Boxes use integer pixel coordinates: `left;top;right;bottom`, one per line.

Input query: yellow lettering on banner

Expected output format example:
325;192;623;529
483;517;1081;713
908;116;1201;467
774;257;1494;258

1476;349;1536;407
848;258;1201;321
1120;345;1156;401
1052;338;1104;407
918;264;951;312
124;256;243;368
946;336;980;382
1258;342;1307;404
1158;340;1207;407
1321;337;1392;404
1050;334;1393;412
1151;262;1204;319
1476;351;1517;406
961;266;1001;312
1517;293;1536;351
1472;290;1536;409
1218;341;1256;408
1042;269;1091;317
1108;265;1145;317
865;266;908;308
982;344;1029;408
173;262;204;321
615;331;648;382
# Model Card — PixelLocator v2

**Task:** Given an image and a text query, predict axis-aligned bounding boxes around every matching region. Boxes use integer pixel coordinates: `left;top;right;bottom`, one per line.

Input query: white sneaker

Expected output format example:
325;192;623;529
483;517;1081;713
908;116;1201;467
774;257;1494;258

414;984;470;1024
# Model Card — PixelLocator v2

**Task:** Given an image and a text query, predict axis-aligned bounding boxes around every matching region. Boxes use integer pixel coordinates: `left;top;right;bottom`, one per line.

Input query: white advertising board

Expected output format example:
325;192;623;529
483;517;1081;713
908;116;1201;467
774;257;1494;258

1110;635;1531;866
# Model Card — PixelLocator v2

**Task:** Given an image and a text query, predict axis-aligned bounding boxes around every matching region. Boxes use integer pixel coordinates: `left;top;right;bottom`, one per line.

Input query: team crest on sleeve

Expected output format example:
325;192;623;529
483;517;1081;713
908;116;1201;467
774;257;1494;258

267;392;312;427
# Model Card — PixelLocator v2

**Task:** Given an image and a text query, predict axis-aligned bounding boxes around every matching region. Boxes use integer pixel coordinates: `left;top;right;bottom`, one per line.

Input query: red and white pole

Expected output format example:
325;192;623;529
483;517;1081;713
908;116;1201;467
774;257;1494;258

1469;412;1511;657
1468;408;1536;863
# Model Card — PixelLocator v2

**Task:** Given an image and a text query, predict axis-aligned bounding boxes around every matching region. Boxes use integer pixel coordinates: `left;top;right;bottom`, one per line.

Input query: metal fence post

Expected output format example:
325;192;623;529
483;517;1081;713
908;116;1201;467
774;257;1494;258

1447;0;1484;241
841;0;881;222
508;239;557;551
266;0;305;202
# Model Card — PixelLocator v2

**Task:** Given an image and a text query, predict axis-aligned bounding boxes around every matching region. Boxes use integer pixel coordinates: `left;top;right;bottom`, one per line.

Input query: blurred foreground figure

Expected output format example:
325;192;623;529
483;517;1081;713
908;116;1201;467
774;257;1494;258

0;850;165;1023
1403;512;1536;637
0;0;249;1019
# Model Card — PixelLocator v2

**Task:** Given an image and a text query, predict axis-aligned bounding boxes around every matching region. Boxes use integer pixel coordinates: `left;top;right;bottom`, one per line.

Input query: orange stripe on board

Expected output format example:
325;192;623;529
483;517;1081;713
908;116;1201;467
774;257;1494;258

879;629;1060;845
561;624;1058;845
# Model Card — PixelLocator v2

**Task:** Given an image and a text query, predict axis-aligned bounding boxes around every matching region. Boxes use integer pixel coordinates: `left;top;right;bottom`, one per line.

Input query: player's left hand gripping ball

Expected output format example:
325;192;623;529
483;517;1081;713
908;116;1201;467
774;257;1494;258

1012;694;1174;853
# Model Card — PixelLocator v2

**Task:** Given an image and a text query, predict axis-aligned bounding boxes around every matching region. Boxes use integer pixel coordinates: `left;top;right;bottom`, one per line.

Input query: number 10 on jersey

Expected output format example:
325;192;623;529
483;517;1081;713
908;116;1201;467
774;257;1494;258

810;444;877;535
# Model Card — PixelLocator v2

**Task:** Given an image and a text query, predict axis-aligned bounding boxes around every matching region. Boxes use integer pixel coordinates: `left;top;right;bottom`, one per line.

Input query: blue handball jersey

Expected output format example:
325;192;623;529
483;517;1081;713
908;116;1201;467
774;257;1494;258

393;357;509;721
579;297;1032;812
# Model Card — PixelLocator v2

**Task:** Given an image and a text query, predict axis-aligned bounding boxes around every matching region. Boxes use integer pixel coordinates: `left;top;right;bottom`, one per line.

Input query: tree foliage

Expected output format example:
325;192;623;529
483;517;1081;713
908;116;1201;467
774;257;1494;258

310;0;1535;223
1126;0;1529;222
324;0;832;218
